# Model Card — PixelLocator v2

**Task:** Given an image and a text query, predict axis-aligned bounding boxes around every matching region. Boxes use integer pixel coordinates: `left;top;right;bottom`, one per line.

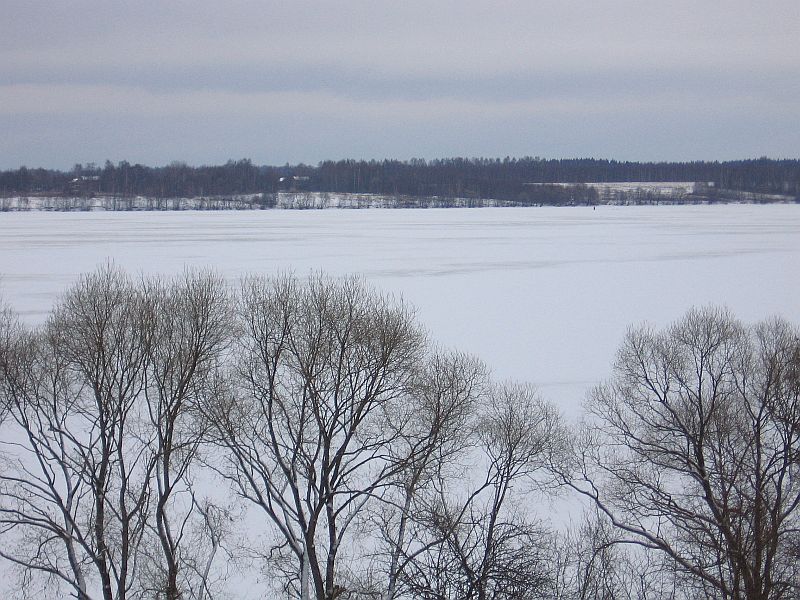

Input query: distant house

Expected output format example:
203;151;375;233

67;175;100;196
278;175;311;191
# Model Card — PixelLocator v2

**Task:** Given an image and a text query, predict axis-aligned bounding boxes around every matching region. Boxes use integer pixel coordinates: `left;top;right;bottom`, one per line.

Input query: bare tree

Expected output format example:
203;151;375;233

207;273;425;600
550;508;681;600
0;268;241;600
379;350;487;600
53;266;157;600
397;382;566;600
139;271;233;600
0;266;157;600
566;307;800;600
0;302;96;599
0;294;16;421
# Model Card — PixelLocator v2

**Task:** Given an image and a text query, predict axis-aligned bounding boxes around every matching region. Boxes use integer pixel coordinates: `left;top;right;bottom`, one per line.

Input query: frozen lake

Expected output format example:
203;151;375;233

1;205;799;416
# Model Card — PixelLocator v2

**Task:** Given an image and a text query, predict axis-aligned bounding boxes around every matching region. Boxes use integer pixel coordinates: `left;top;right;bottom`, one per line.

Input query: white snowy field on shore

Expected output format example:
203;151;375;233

2;204;799;417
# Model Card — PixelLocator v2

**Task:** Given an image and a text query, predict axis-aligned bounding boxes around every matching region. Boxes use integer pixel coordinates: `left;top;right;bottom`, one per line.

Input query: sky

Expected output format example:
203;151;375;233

2;1;799;169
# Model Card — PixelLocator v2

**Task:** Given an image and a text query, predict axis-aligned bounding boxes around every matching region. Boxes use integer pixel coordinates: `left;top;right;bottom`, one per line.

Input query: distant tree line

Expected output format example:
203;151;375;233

1;157;798;204
0;160;275;199
1;268;799;599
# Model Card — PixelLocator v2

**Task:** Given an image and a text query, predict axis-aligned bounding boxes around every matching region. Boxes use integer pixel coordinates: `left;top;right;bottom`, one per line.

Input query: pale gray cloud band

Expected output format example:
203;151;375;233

2;1;798;168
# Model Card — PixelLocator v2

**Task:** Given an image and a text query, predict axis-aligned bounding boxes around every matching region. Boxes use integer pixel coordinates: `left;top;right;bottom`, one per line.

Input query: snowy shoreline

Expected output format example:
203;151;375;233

1;190;796;212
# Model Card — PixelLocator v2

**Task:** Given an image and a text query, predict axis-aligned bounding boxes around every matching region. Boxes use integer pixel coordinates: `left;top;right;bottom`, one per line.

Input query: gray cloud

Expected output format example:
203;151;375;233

2;1;798;168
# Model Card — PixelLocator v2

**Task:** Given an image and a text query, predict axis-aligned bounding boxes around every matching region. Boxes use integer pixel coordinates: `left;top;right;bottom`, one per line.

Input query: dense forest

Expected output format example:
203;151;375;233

1;157;799;204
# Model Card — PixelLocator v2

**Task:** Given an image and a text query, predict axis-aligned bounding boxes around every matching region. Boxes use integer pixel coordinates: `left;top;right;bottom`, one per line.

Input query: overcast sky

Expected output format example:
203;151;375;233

2;1;798;169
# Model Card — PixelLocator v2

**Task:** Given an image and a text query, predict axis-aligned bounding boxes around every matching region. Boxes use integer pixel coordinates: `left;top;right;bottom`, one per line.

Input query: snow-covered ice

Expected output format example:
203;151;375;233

1;204;799;597
1;205;799;417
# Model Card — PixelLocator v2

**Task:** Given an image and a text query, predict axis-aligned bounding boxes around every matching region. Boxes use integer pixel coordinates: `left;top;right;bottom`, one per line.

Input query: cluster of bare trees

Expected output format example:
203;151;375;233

1;270;799;600
0;268;233;600
0;268;570;600
565;307;800;600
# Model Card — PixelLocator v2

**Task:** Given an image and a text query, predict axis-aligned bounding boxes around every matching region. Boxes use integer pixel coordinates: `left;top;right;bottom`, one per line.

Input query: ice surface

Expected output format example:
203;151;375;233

1;204;799;597
1;205;799;418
